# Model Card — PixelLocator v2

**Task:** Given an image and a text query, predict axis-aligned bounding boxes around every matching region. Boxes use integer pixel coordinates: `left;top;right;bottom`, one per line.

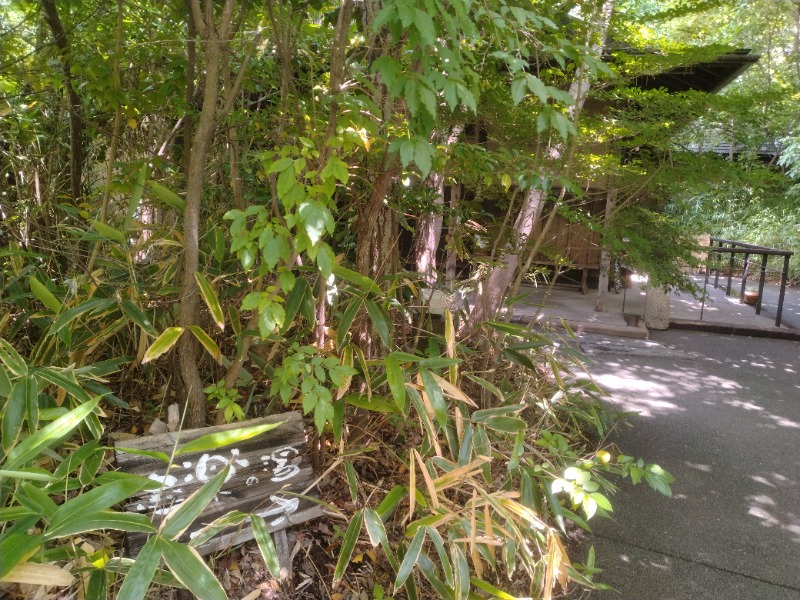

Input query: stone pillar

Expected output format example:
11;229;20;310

644;286;670;330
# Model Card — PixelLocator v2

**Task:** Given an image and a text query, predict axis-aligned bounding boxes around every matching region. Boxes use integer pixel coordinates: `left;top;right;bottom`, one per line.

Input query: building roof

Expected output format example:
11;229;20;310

628;49;760;94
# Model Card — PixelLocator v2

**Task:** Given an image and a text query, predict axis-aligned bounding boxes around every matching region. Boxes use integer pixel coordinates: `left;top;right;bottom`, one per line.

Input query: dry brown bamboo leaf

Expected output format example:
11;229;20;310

430;371;477;407
407;450;416;522
0;563;75;587
484;503;496;562
412;449;440;510
431;456;491;492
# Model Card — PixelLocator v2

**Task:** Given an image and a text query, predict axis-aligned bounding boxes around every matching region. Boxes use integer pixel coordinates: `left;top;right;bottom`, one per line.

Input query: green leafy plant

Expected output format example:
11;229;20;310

203;380;244;423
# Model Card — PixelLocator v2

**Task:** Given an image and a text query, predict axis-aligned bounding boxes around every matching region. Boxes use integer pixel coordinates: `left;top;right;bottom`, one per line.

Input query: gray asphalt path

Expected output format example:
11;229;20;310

574;329;800;599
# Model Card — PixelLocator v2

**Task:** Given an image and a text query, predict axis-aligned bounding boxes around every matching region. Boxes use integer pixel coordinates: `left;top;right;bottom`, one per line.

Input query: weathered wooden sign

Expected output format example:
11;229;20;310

114;412;322;557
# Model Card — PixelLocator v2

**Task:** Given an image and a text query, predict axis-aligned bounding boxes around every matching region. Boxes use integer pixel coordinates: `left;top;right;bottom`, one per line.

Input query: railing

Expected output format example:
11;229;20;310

704;237;794;327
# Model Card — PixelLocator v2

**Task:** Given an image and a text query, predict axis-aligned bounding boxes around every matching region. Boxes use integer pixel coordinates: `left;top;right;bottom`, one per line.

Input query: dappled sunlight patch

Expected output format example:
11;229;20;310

745;494;800;543
684;461;712;473
723;399;800;429
588;372;685;417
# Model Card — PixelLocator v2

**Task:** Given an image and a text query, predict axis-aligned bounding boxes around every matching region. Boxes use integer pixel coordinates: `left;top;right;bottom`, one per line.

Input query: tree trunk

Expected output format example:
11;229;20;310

469;188;544;324
412;126;463;290
595;186;617;312
413;173;445;289
41;0;84;202
444;183;461;284
179;0;235;429
355;157;400;279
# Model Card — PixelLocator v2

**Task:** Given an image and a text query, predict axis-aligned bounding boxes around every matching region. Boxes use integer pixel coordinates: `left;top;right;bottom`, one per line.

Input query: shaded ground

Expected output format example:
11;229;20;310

573;330;800;599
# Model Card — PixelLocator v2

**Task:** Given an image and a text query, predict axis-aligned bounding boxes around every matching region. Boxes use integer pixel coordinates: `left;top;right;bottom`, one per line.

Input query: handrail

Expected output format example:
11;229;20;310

704;237;793;327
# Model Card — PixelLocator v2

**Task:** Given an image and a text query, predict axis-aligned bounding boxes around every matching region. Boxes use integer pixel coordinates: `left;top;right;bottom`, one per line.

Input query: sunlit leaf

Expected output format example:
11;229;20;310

5;397;100;471
195;273;225;331
175;420;283;455
394;526;426;590
187;326;222;364
28;276;62;312
142;327;184;363
148;181;185;211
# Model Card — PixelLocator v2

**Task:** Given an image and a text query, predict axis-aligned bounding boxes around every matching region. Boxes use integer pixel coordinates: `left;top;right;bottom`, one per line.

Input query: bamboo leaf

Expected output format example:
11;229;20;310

116;536;163;600
332;265;381;295
0;533;42;579
188;511;248;547
50;298;113;336
2;379;27;451
453;543;470;600
28;276;62;312
160;540;227;600
5;396;100;471
125;162;148;232
46;511;157;538
120;300;158;337
420;369;448;430
175;420;284;456
0;561;75;586
105;557;183;589
333;509;363;585
91;219;126;244
36;368;93;404
0;365;11;396
251;515;282;580
159;465;230;540
336;298;361;350
148;181;186;211
375;485;407;522
394;526;426;590
194;272;225;331
48;478;152;538
114;447;171;463
19;482;58;518
187;326;222;364
463;375;508;406
0;469;56;482
0;339;27;377
142;327;184;363
364;298;391;348
384;354;407;411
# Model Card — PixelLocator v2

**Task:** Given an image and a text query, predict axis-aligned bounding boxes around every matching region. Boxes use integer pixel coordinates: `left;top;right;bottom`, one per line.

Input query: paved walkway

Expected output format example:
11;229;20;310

574;330;800;599
505;278;800;598
511;275;800;339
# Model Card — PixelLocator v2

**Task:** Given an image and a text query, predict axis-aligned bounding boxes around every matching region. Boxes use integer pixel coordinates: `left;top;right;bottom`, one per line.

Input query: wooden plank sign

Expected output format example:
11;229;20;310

114;412;322;556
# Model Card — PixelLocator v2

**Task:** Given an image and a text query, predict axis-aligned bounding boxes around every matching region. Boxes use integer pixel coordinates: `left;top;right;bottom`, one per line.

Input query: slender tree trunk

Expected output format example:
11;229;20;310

179;0;235;429
470;188;544;323
412;126;463;289
41;0;84;202
595;186;617;312
184;0;196;176
444;183;461;284
413;173;446;288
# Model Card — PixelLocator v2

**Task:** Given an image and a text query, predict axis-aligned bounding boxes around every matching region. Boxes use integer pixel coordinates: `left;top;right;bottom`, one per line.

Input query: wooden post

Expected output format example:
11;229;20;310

776;254;790;327
756;254;768;315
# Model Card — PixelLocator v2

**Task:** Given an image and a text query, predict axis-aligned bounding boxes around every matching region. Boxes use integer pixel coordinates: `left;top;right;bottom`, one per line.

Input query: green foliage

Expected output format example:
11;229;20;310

609;206;703;293
203;381;244;423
